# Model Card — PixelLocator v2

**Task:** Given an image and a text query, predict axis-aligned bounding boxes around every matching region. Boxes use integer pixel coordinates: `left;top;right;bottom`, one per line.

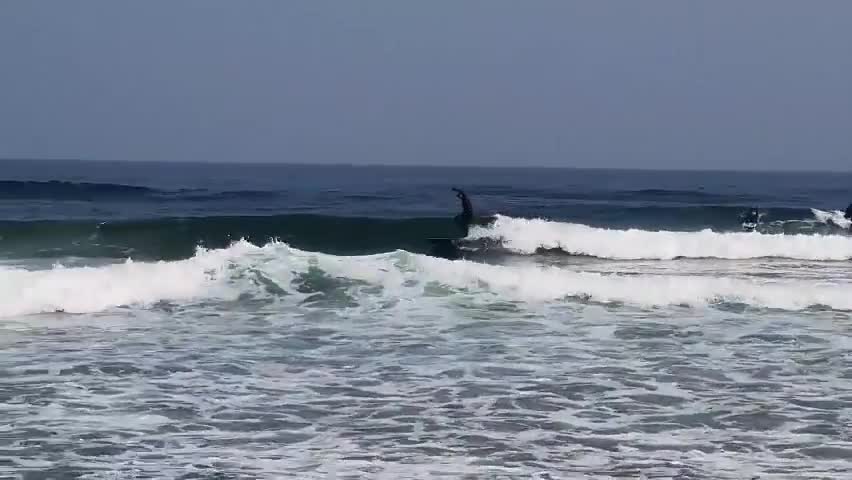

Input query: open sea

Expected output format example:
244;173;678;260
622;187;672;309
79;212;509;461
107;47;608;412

1;159;851;479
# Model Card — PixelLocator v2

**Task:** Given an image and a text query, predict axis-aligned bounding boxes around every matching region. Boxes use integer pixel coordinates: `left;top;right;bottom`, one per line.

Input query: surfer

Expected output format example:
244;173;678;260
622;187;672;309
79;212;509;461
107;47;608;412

452;187;474;237
845;203;852;221
428;188;476;259
740;207;760;231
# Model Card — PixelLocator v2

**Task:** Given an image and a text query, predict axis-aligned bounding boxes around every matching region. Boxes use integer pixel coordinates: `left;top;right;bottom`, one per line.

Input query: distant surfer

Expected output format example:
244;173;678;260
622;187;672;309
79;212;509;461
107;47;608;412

845;203;852;221
740;207;760;232
428;188;476;259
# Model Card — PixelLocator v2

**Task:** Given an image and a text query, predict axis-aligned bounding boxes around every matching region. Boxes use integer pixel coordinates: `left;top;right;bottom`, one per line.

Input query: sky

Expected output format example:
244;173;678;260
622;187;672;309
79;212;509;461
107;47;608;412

1;1;851;171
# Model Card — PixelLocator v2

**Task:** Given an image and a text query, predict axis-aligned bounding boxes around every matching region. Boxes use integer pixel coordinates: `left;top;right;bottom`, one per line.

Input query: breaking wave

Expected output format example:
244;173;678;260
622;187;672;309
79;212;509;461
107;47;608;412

811;208;851;229
3;241;852;317
468;215;852;260
1;209;849;261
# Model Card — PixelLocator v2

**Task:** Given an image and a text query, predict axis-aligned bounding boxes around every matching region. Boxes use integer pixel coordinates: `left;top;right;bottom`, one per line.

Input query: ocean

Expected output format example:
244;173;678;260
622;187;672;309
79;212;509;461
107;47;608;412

1;159;851;479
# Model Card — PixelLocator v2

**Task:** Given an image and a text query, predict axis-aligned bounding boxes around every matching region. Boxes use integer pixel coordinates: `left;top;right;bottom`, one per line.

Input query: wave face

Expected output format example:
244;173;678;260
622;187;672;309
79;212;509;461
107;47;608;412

3;241;852;317
0;215;467;260
1;210;850;261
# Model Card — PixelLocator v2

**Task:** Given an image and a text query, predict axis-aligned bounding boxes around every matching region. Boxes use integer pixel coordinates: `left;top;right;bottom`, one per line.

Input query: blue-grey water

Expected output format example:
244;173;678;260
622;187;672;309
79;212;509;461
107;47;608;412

1;160;851;479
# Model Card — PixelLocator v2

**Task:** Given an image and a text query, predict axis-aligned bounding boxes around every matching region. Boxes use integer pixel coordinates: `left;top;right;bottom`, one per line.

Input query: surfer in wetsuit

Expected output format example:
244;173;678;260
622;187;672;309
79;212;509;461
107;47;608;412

845;203;852;221
452;187;474;237
428;188;475;259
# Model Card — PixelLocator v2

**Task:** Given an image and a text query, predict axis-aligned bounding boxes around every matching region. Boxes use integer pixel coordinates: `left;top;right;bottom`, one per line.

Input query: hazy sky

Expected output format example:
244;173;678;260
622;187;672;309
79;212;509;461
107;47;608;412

1;1;851;170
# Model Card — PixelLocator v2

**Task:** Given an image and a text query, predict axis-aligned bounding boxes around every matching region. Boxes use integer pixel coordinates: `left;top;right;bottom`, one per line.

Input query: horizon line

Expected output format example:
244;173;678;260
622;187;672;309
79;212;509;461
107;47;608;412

1;157;851;175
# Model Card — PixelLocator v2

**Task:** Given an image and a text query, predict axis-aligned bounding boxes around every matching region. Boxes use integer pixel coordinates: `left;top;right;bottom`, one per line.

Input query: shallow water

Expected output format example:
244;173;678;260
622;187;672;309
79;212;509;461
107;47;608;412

1;245;851;479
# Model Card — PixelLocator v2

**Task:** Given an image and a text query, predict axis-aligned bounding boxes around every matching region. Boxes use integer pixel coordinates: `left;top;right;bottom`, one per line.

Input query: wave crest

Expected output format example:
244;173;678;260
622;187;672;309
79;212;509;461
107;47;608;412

3;241;852;317
468;215;852;260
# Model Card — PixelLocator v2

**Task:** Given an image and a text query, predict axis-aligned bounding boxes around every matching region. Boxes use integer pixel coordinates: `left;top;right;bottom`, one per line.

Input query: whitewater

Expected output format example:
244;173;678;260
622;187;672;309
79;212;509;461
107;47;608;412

3;235;852;318
469;213;852;260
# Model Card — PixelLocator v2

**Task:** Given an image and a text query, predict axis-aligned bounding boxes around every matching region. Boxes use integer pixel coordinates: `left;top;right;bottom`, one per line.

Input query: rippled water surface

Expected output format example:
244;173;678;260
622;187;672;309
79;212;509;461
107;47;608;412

2;276;852;479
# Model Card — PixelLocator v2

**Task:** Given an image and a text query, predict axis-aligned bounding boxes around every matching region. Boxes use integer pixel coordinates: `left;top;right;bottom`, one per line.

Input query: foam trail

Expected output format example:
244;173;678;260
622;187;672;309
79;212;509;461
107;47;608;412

412;256;852;310
469;215;852;260
811;208;851;229
287;249;852;311
267;245;852;311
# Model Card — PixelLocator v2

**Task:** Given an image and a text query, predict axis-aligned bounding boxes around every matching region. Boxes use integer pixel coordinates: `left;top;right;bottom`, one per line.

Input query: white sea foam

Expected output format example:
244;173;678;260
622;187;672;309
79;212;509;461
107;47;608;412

467;214;852;260
3;240;849;317
811;208;851;229
302;248;852;311
0;242;255;317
